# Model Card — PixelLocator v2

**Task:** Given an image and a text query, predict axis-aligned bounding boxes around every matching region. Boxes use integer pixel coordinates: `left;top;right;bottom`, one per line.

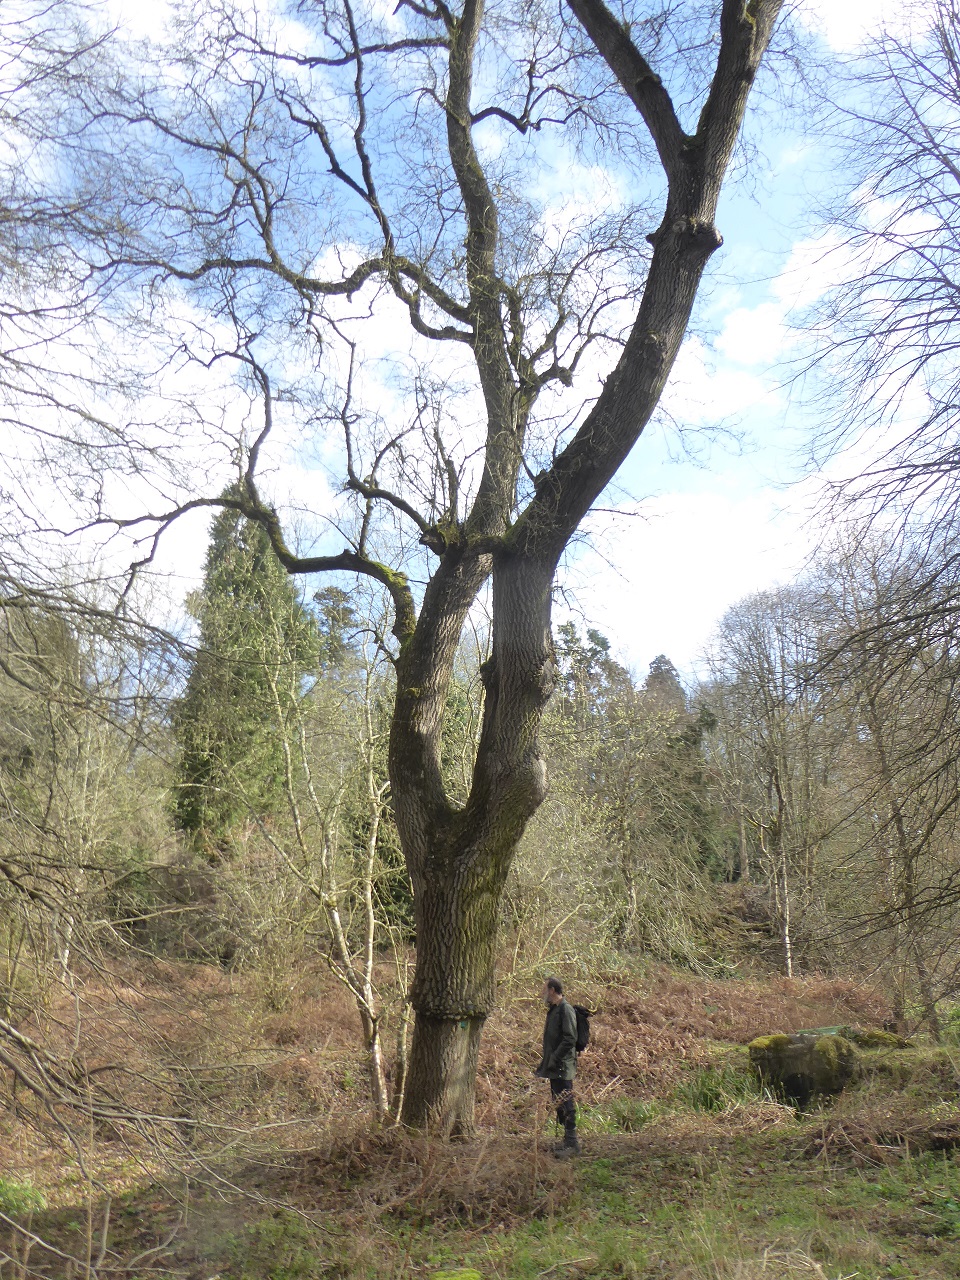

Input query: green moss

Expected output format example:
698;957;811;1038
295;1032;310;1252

815;1034;840;1069
748;1032;860;1105
815;1034;860;1086
748;1033;792;1054
841;1026;915;1049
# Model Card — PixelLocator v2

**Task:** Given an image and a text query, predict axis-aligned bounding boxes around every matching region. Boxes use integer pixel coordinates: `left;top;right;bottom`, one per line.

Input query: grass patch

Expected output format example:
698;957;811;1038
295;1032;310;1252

0;1176;46;1215
6;964;959;1279
219;1212;333;1280
675;1061;765;1112
578;1097;658;1133
14;1106;960;1279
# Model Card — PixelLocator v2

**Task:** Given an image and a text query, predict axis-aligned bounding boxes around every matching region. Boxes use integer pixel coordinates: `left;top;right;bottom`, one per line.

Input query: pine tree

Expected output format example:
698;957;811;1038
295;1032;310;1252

641;654;687;715
172;493;319;849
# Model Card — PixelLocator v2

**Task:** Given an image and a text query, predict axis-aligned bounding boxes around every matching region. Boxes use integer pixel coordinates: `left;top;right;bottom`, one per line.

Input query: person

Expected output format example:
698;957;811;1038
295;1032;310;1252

534;975;581;1156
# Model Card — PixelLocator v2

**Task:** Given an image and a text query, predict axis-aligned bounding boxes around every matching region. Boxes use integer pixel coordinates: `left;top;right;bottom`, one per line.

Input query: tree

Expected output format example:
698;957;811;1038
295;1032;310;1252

0;1;117;602
26;0;785;1132
807;0;960;525
0;590;175;1008
794;3;960;1016
253;599;405;1121
505;631;718;971
641;654;687;715
705;586;848;976
555;623;634;724
550;636;720;963
814;532;960;1036
172;494;319;849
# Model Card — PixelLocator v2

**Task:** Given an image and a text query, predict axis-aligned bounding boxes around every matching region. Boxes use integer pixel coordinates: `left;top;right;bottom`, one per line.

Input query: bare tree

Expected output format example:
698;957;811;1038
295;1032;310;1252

10;0;786;1133
805;0;960;525
706;530;960;1024
816;532;960;1036
793;2;960;1027
260;598;407;1122
705;586;848;977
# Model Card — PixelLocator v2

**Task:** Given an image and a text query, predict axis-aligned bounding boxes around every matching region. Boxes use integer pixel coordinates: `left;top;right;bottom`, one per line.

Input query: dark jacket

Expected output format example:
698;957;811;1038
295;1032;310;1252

536;997;578;1081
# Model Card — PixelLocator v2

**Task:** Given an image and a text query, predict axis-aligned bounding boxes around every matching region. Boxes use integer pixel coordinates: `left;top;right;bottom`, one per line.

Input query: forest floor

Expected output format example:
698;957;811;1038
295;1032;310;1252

2;957;960;1279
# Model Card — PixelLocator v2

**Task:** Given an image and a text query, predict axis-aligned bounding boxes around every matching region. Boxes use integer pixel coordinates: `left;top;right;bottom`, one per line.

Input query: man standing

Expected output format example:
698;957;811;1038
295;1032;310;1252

535;976;581;1156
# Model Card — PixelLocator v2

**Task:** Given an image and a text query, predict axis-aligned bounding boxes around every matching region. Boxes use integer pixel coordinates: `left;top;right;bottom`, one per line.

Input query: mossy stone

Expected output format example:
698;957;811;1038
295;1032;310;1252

838;1025;914;1049
434;1271;482;1280
748;1032;861;1109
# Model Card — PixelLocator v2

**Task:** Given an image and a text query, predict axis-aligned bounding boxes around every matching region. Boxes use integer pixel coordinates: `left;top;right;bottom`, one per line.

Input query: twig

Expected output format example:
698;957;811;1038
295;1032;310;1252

537;1258;597;1278
94;1198;111;1271
122;1218;182;1271
0;1213;90;1272
593;1075;622;1100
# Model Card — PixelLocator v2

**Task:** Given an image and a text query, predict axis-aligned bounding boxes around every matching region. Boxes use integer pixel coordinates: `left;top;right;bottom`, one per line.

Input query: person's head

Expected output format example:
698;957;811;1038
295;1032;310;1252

541;976;563;1006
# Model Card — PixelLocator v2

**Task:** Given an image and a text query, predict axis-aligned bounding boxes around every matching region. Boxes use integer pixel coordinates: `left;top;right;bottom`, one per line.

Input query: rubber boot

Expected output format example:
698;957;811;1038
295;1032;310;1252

553;1126;581;1158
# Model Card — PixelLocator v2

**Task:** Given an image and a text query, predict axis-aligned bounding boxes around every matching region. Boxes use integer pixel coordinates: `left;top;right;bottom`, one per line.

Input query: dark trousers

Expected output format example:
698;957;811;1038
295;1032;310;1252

550;1078;576;1132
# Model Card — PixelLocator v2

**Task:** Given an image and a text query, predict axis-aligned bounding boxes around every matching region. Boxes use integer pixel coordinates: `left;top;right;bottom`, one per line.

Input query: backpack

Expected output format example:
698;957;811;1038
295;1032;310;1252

573;1004;595;1054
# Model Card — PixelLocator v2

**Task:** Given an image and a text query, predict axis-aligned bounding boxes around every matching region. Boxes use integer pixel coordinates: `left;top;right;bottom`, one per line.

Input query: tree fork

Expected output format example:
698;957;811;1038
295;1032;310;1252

399;553;555;1131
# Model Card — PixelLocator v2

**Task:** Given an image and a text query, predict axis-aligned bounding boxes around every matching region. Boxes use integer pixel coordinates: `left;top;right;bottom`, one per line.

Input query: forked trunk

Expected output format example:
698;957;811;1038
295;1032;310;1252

384;0;786;1136
396;555;554;1131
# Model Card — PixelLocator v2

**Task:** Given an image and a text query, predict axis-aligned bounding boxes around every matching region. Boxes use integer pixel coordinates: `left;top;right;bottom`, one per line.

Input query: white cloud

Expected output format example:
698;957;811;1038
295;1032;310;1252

564;486;816;681
713;302;791;368
796;0;934;51
772;231;848;310
101;0;173;43
533;161;629;248
662;335;780;424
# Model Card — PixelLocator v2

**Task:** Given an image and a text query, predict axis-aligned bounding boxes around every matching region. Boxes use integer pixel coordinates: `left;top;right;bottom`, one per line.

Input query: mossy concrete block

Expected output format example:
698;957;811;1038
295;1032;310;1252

748;1032;861;1109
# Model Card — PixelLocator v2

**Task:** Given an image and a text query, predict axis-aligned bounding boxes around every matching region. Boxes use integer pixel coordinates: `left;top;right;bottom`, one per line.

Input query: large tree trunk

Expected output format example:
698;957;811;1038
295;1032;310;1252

397;555;554;1132
402;1013;485;1135
387;0;785;1134
401;851;505;1134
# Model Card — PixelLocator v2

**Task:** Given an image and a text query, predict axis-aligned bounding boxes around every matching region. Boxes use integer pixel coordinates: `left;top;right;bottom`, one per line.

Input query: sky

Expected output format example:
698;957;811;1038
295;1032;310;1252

563;0;923;683
15;0;923;687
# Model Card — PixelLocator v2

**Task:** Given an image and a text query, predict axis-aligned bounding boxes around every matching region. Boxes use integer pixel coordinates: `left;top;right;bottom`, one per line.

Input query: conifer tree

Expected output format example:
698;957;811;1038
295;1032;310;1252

172;493;319;849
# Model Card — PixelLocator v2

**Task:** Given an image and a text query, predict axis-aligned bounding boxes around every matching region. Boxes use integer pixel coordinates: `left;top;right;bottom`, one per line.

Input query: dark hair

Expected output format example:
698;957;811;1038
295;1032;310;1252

545;976;563;995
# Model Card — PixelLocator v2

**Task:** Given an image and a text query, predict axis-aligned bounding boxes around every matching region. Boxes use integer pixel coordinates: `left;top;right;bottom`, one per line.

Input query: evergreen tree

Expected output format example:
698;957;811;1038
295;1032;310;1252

641;654;687;715
538;628;721;961
313;586;359;674
172;493;319;849
555;622;634;724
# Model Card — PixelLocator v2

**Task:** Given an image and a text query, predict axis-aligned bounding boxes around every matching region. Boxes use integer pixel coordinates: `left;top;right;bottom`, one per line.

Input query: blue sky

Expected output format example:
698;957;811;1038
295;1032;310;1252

86;0;914;682
561;0;920;683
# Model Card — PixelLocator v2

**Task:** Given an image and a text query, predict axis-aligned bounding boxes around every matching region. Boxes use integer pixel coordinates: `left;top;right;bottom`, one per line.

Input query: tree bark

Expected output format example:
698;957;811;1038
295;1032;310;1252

397;553;554;1132
401;1015;485;1135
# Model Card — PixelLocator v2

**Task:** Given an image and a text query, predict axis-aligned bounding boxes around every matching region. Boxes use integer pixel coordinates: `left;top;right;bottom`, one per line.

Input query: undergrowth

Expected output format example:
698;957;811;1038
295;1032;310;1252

675;1061;766;1112
3;961;960;1279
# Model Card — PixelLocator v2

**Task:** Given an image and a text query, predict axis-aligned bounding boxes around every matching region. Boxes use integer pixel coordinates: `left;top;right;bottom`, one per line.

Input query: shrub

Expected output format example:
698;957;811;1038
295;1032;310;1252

0;1177;46;1216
